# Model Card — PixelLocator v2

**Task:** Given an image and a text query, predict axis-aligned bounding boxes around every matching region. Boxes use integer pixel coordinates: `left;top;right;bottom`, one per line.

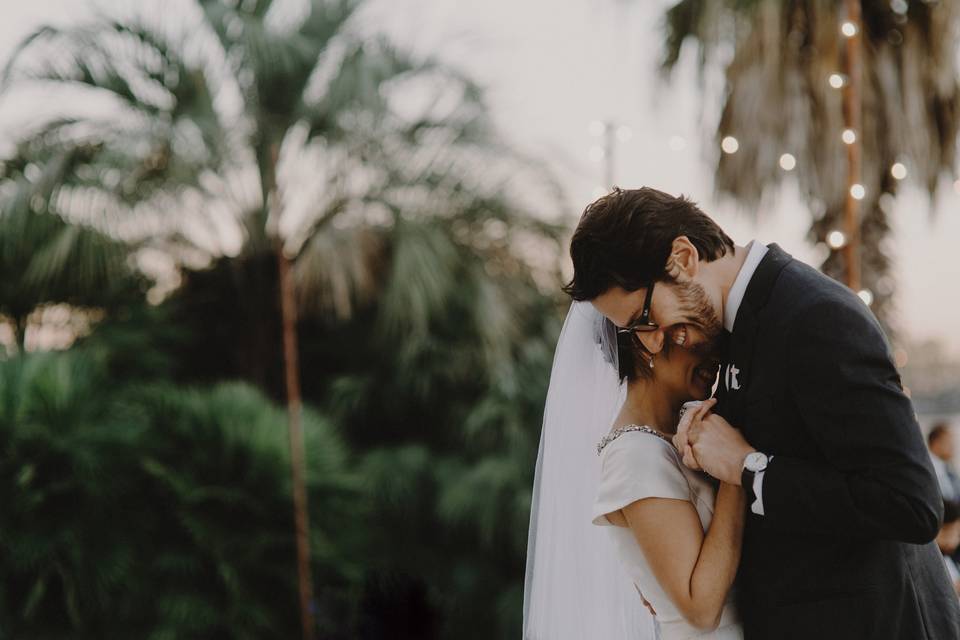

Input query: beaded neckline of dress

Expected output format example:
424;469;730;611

596;424;674;456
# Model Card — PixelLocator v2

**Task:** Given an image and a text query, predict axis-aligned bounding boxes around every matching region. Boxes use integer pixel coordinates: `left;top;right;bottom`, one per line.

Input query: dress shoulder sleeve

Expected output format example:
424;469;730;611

592;433;693;526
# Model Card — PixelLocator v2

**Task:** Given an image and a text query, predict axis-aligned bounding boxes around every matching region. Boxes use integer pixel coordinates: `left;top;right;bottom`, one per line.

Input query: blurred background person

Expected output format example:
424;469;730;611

929;422;960;502
937;500;960;597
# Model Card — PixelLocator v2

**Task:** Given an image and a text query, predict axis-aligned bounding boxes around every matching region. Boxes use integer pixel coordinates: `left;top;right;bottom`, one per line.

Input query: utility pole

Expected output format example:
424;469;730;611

589;119;631;191
604;119;616;188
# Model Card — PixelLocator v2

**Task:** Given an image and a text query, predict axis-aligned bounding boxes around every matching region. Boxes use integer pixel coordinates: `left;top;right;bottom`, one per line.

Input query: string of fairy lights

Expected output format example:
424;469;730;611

589;4;960;316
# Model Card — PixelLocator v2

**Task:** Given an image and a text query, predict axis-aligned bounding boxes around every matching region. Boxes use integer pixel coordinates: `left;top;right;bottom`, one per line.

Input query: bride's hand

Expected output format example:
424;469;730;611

673;398;717;470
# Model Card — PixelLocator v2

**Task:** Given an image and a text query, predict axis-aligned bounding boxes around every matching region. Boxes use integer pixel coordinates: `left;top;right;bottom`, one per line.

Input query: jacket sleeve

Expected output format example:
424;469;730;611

759;297;943;543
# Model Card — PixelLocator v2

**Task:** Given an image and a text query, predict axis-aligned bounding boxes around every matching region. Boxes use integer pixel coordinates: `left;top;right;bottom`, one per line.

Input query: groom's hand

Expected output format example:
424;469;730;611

687;412;755;485
673;398;717;470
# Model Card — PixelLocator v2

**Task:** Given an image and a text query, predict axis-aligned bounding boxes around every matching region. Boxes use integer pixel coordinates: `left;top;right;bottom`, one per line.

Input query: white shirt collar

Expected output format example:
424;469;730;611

723;241;769;333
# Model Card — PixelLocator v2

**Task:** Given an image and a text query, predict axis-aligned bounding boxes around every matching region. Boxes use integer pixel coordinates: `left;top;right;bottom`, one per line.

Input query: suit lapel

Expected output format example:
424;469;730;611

717;244;793;431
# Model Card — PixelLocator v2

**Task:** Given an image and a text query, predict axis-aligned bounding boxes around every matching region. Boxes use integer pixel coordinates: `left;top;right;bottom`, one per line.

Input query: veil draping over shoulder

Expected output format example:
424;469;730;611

523;301;655;639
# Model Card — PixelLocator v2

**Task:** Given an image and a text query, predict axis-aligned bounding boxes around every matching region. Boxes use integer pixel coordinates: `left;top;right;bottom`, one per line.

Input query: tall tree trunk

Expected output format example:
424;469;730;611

841;0;862;293
265;141;316;640
278;245;316;640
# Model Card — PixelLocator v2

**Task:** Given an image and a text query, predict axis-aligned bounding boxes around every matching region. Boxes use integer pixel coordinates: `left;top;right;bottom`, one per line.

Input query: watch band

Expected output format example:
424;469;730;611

741;466;757;503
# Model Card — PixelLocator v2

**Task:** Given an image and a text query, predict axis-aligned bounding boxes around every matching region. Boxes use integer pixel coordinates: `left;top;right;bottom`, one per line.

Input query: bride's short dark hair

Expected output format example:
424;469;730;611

597;316;654;382
617;330;655;383
563;187;734;301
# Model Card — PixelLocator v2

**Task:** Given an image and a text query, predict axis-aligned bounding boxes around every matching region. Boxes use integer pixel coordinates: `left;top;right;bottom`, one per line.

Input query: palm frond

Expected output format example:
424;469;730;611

302;36;427;141
659;0;960;328
294;223;385;320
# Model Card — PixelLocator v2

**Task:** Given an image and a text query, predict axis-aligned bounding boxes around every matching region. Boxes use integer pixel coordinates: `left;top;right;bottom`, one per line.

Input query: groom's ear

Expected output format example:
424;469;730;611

665;236;700;282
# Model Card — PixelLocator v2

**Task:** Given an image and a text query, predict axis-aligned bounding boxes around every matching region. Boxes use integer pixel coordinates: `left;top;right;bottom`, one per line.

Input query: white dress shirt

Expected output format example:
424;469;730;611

723;241;769;334
723;241;769;515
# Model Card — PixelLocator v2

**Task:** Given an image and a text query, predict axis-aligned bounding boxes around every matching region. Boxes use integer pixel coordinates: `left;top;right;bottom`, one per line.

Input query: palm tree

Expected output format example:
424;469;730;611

2;1;565;635
0;137;139;352
659;0;960;330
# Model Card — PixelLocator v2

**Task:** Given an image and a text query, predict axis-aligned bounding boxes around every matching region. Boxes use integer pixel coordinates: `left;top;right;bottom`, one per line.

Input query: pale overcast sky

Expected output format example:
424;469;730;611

3;0;959;355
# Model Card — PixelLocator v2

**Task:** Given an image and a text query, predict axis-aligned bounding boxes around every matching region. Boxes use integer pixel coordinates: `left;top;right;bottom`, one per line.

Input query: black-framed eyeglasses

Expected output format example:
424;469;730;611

616;282;659;335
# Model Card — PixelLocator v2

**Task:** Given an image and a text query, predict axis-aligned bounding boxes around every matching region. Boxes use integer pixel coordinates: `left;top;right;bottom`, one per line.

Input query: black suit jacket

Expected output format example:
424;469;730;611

715;244;960;639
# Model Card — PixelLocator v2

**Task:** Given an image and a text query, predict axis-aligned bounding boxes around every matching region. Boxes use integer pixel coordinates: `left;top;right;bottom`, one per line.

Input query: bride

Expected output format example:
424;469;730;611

523;302;745;639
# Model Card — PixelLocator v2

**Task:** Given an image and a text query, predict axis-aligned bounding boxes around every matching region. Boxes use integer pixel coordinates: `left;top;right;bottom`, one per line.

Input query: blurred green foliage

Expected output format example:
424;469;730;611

0;208;563;640
0;347;355;639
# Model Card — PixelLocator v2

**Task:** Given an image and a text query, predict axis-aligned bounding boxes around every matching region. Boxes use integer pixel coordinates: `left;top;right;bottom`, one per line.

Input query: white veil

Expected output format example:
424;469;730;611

523;301;655;639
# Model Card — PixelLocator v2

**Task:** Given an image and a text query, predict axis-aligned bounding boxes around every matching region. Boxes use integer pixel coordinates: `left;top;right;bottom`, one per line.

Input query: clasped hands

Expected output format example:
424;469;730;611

672;398;755;486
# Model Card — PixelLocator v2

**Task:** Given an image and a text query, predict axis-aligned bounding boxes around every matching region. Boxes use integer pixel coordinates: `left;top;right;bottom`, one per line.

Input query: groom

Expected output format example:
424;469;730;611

564;187;960;639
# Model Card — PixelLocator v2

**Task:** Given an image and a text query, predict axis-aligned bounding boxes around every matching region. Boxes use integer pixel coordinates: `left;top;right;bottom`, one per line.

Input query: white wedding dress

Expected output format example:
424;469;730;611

592;427;744;640
523;302;743;639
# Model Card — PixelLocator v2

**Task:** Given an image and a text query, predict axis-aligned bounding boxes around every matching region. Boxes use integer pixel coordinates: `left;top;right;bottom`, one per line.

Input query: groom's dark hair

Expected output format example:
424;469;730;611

563;187;735;300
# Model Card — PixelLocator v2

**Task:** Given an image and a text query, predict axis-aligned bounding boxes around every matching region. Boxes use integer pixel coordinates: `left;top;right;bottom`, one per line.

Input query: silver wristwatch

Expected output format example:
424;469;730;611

741;451;769;500
743;451;769;473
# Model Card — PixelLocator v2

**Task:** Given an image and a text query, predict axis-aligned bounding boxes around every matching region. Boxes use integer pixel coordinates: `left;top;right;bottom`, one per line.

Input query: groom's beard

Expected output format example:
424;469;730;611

674;281;724;342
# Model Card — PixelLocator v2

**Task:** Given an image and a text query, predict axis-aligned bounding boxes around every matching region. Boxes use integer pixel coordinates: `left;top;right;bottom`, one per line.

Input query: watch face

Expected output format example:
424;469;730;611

746;452;768;472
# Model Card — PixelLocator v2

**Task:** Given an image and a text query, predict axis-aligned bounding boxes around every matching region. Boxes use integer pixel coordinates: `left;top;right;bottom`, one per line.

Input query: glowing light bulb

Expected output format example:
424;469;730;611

842;128;857;145
721;136;739;154
841;21;858;37
779;153;796;171
858;289;874;306
828;73;845;89
827;230;847;249
890;162;907;180
850;183;866;200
